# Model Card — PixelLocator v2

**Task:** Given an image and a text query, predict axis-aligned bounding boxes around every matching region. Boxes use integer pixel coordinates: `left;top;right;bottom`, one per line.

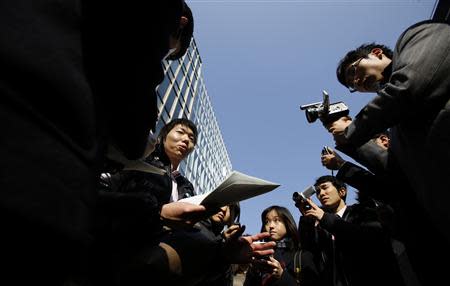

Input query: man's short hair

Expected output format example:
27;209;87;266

157;118;198;145
336;43;393;88
314;175;347;202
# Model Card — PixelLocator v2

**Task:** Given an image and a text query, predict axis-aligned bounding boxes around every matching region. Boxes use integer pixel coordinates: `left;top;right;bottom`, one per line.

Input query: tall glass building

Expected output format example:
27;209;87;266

155;38;232;195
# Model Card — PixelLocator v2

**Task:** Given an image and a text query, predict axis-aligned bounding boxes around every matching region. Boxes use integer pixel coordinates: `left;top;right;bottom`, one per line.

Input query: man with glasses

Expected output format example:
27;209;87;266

328;20;450;246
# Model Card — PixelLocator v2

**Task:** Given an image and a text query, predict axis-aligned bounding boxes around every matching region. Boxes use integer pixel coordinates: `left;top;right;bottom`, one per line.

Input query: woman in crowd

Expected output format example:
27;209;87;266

244;205;318;286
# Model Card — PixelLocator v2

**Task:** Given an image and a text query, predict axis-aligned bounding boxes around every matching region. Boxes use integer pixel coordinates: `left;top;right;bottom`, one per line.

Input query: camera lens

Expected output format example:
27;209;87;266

305;109;318;123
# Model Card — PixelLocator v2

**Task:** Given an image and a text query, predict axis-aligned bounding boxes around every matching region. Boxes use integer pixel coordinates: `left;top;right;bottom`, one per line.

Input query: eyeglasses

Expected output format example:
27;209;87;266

346;57;364;93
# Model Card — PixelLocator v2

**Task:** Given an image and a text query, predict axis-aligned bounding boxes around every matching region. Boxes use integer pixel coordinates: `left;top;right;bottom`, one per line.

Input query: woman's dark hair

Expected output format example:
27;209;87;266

260;205;299;248
314;175;347;202
336;43;393;88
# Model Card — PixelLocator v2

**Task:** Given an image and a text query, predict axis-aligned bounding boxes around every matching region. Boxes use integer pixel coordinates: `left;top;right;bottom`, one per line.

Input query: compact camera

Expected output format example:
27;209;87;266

292;185;318;210
321;146;333;156
300;90;349;124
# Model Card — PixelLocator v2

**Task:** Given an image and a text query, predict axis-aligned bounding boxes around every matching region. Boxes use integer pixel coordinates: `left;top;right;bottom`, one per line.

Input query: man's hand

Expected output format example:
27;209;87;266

321;148;346;170
160;202;206;227
223;224;242;241
303;198;325;221
221;227;275;264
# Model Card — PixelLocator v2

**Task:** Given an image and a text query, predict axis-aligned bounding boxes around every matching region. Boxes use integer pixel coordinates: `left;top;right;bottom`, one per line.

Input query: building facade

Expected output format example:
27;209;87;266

432;0;450;23
155;38;232;195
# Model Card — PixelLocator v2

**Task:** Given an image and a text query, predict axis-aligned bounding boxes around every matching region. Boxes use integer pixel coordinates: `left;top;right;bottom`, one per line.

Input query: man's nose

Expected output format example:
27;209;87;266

181;134;190;143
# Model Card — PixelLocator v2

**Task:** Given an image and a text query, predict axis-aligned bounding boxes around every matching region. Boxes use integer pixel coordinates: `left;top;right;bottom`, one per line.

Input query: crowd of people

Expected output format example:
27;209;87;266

1;0;449;285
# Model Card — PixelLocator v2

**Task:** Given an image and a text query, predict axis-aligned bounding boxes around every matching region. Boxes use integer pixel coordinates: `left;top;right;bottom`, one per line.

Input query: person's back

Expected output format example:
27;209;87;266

0;1;98;283
0;1;187;284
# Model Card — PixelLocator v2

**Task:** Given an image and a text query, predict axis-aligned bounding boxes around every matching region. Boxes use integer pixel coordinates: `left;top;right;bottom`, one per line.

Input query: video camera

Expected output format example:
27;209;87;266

300;90;349;124
292;185;318;210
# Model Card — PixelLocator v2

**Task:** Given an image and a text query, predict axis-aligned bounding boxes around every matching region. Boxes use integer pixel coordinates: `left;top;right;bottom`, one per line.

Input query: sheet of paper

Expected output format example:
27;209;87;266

179;171;280;208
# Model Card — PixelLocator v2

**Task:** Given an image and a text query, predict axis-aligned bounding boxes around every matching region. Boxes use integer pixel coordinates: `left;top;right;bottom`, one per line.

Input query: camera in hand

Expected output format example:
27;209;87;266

321;146;332;155
300;90;349;124
292;185;318;210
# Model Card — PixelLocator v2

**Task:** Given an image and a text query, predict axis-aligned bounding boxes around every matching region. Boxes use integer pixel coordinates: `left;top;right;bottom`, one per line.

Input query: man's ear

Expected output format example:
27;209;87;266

179;16;188;28
379;134;390;148
371;48;384;59
338;187;347;198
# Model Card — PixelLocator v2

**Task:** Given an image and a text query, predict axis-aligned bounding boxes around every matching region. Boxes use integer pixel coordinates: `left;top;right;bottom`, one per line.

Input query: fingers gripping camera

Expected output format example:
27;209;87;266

292;186;318;210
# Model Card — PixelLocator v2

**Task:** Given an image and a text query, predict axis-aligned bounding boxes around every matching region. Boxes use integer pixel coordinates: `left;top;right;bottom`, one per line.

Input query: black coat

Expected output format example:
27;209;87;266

244;239;300;286
91;151;195;285
300;204;405;286
335;158;450;286
0;0;183;283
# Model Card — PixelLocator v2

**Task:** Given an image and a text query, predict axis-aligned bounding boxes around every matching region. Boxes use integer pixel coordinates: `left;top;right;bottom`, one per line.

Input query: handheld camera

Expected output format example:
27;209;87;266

300;90;349;124
292;185;318;210
321;146;333;156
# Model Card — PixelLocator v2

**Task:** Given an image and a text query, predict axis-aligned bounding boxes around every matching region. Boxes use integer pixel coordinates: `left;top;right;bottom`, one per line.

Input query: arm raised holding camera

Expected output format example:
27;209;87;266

321;147;346;171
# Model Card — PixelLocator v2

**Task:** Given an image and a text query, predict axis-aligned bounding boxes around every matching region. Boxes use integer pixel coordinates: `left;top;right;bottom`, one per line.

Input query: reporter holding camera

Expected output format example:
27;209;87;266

320;140;450;286
296;176;405;286
332;21;450;248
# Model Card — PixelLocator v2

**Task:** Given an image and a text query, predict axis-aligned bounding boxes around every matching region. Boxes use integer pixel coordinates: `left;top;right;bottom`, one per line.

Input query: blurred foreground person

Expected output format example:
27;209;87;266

0;1;193;284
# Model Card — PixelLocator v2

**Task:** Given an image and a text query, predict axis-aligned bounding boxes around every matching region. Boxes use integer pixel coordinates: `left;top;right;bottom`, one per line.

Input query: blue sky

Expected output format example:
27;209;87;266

188;0;437;234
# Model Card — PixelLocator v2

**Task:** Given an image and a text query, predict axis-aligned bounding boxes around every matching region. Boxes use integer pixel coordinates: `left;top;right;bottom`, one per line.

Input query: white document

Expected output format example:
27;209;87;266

180;171;280;208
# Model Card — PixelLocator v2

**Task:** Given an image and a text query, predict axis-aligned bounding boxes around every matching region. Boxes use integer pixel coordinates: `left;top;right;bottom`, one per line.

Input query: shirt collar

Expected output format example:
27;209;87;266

336;205;347;218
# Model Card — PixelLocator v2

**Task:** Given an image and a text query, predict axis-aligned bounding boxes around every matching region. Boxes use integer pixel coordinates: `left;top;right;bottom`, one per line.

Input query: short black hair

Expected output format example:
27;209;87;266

314;175;347;202
157;118;198;145
336;43;393;88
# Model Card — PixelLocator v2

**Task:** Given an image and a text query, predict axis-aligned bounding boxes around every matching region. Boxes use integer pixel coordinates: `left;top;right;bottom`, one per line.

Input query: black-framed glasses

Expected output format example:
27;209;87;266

346;57;364;93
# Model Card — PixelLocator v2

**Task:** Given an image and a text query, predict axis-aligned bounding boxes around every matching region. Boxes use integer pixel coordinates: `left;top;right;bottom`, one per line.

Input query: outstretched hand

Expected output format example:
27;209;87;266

221;226;275;264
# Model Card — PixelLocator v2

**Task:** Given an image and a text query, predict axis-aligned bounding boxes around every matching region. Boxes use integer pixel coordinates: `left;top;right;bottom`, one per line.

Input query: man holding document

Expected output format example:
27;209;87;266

94;119;279;285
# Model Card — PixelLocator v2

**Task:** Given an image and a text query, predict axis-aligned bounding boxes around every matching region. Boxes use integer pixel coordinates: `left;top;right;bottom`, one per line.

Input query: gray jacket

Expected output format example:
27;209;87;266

344;20;450;244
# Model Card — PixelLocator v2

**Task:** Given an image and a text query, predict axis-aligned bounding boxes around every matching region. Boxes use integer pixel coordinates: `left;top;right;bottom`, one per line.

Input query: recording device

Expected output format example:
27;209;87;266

292;185;318;210
300;90;349;124
321;146;332;155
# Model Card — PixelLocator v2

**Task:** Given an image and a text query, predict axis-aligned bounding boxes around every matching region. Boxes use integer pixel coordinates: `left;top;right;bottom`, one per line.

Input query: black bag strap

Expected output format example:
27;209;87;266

294;250;302;285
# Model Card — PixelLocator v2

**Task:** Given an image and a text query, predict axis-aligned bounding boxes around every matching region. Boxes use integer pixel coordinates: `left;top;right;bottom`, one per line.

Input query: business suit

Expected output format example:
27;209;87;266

344;20;450;246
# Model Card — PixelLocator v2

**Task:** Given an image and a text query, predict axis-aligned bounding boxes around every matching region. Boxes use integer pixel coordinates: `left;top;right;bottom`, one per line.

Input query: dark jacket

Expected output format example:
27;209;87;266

91;148;195;285
0;0;183;283
335;158;450;286
300;204;404;286
193;219;234;286
244;238;303;286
